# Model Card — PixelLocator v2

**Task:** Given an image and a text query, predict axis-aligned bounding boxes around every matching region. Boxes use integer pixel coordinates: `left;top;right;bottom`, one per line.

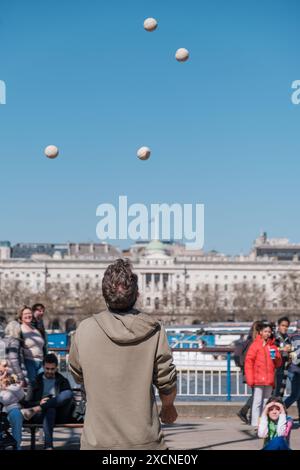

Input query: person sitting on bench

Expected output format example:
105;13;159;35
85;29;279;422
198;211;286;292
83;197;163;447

21;353;74;449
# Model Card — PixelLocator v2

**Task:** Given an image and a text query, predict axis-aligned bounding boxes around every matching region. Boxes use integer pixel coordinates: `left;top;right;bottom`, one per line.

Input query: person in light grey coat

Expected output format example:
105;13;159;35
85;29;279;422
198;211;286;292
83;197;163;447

0;374;25;450
4;321;28;386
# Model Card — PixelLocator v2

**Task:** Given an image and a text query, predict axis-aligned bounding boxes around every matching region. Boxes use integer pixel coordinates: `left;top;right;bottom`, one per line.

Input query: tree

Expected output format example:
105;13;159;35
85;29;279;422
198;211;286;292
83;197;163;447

191;284;223;322
0;280;32;314
0;279;106;328
232;282;266;321
274;272;300;317
75;286;106;320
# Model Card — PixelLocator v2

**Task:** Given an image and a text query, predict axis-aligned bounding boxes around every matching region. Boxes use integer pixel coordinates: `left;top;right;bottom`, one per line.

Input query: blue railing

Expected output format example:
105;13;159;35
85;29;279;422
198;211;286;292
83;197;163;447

49;346;245;401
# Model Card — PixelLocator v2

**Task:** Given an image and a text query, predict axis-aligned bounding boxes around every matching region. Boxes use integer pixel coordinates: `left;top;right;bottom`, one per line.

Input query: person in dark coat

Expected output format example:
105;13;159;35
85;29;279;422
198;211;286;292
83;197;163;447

31;303;48;356
236;321;263;424
22;353;74;449
274;317;292;397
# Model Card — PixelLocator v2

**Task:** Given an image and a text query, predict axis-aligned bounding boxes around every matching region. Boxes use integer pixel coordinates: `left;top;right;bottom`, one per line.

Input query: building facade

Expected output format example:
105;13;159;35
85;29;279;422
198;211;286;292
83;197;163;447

1;235;300;329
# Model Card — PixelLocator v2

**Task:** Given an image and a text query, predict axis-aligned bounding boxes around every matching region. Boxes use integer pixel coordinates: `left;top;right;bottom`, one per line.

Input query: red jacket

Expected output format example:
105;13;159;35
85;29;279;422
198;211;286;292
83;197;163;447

245;335;282;387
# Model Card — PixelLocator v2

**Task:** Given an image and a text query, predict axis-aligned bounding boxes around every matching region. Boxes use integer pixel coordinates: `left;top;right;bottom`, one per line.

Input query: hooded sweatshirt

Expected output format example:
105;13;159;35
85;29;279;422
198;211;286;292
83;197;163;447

69;309;177;450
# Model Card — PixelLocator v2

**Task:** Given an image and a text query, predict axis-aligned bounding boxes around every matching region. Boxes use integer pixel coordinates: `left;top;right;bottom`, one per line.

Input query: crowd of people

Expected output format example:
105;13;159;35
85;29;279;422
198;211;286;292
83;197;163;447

1;259;300;451
235;317;300;450
0;304;75;450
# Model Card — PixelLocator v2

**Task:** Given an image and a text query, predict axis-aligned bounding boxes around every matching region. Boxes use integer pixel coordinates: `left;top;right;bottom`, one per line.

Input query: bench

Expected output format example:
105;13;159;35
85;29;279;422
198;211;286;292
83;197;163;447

22;387;84;450
23;422;83;450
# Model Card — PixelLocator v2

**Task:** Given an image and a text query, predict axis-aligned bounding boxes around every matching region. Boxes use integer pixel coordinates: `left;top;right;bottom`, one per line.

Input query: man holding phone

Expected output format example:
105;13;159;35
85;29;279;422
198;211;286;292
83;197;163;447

22;353;74;449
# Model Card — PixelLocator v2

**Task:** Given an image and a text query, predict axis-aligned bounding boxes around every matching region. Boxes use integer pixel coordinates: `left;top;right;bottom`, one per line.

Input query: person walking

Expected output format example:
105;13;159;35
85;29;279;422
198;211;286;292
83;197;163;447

284;320;300;422
274;317;292;397
69;258;177;450
245;323;282;427
235;320;262;424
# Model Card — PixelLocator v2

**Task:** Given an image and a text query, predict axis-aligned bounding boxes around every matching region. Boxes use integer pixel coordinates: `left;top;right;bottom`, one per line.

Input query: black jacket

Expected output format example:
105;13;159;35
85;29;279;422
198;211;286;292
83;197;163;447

31;318;48;356
26;372;71;407
275;332;292;369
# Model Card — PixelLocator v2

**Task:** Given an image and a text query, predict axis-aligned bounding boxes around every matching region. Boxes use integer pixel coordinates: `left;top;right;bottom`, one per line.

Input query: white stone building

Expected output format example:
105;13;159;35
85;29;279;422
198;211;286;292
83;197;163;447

1;234;300;327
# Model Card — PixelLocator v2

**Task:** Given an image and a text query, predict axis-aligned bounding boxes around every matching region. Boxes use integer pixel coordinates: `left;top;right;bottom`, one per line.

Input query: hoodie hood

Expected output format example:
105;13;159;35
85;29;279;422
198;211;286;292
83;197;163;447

93;309;160;344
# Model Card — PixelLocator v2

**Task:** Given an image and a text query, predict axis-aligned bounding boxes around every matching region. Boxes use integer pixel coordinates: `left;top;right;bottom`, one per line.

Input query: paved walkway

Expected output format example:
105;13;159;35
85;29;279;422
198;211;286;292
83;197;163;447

164;418;300;450
20;418;300;450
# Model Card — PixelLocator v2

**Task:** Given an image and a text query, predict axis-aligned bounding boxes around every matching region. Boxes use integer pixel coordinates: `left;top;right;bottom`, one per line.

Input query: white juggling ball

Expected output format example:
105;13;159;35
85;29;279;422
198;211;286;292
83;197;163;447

137;146;151;160
175;48;189;62
143;18;158;32
44;145;59;159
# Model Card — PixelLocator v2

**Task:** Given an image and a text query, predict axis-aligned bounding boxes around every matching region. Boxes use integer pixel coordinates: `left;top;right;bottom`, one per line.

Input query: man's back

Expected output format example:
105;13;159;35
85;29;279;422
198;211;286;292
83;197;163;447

69;309;176;450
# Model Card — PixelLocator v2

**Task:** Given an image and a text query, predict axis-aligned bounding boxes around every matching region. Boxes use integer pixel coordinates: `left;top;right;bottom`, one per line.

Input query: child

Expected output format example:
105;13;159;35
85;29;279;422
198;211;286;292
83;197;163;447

245;323;282;427
258;397;293;450
0;371;25;450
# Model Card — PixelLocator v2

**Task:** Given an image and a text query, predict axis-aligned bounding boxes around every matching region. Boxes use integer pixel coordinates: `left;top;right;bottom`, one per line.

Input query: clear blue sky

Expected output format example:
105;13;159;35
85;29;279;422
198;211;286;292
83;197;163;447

0;0;299;254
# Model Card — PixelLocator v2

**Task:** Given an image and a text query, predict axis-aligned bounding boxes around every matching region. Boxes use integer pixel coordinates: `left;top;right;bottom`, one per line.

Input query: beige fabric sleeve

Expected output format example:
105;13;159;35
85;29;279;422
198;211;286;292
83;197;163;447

153;324;177;395
68;330;84;384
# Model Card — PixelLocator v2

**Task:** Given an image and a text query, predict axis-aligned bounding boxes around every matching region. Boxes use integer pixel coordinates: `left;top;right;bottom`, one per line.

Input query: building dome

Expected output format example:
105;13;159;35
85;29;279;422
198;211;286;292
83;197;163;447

0;241;11;247
146;240;166;252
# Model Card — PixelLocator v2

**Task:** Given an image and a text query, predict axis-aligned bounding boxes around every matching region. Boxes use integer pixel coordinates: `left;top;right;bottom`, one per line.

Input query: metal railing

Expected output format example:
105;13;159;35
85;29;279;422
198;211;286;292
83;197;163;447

171;347;248;401
49;346;287;402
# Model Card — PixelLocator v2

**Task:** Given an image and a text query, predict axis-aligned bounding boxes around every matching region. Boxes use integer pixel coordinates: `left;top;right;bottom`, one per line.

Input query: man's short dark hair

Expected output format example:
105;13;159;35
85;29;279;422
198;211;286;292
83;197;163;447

32;303;45;312
102;259;138;311
278;316;290;326
43;353;58;366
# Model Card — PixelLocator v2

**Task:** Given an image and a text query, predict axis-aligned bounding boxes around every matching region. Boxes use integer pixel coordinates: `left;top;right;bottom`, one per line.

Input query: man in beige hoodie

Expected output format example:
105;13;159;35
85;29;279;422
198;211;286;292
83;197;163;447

69;258;177;450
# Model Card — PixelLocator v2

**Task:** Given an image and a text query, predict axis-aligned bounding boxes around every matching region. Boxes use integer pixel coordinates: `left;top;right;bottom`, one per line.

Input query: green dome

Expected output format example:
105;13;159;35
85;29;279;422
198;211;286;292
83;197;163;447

0;241;10;247
146;240;166;252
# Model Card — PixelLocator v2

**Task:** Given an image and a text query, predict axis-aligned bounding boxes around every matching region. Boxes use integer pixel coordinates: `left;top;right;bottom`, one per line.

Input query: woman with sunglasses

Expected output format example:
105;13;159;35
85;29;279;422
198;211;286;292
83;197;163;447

258;397;293;450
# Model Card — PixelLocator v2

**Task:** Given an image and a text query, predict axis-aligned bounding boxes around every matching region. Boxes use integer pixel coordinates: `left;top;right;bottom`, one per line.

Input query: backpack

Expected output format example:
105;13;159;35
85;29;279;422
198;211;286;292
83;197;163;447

233;338;251;368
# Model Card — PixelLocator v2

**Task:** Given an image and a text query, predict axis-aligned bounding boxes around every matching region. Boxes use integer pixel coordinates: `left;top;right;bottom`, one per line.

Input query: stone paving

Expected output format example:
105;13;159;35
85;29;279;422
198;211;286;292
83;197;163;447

164;417;300;450
20;418;300;450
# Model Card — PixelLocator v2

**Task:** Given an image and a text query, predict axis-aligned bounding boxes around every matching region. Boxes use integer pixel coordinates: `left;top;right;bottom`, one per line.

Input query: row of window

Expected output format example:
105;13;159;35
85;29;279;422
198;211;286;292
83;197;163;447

145;297;289;309
175;283;269;292
1;272;290;280
145;260;171;266
3;273;101;279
